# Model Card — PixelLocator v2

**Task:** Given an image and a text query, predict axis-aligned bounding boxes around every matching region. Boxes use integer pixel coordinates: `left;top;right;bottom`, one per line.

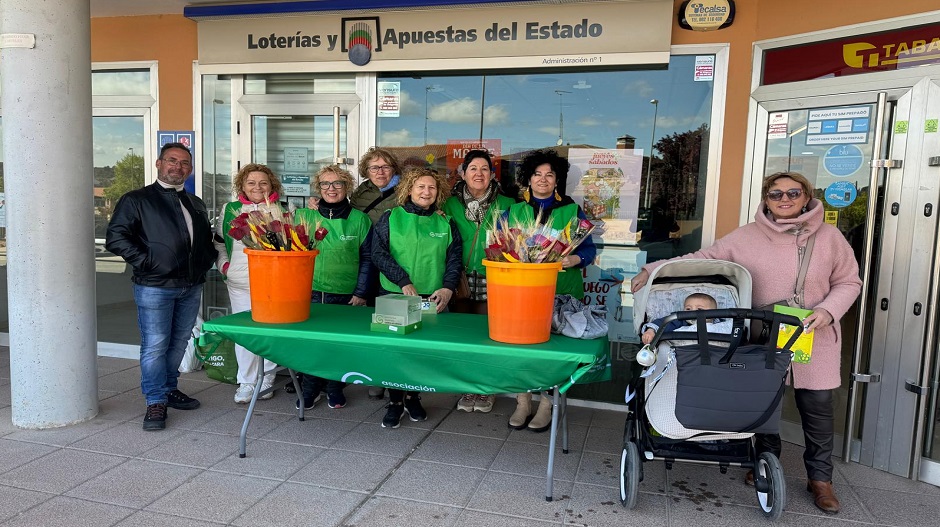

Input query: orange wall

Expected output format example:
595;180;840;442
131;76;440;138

672;0;940;237
91;15;197;131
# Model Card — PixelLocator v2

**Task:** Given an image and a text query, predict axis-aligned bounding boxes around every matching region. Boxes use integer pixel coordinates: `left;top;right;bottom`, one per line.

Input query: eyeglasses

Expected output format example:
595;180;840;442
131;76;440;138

368;165;392;173
318;181;347;190
160;157;192;169
766;189;803;201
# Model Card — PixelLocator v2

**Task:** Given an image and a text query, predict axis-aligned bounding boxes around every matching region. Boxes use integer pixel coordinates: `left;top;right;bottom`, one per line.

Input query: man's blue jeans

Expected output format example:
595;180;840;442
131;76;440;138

134;283;203;406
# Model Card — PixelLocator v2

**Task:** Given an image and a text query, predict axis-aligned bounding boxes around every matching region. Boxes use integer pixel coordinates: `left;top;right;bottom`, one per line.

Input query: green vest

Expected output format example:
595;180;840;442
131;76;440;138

222;201;242;259
507;201;584;299
296;208;371;294
380;207;451;295
442;194;515;275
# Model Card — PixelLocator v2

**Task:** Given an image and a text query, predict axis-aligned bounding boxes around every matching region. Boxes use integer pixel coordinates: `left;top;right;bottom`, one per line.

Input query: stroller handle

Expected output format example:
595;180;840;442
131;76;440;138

653;308;804;350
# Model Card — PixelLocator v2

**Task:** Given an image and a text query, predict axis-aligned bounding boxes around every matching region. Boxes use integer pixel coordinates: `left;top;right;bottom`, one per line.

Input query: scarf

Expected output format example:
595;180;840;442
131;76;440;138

458;180;498;223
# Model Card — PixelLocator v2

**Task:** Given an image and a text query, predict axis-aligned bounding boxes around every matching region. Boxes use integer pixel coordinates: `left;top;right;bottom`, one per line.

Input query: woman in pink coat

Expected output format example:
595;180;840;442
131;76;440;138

630;172;861;514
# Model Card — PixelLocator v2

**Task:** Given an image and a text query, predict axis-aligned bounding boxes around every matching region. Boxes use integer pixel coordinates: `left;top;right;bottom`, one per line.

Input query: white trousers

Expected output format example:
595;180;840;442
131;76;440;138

228;286;277;384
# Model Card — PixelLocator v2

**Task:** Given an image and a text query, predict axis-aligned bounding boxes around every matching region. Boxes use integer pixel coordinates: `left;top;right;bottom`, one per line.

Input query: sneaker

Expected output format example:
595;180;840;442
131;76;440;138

382;402;404;428
404;395;427;422
327;391;347;409
473;394;495;413
456;393;476;412
368;386;386;400
234;383;254;404
166;390;200;410
295;393;322;411
143;403;167;430
258;375;276;400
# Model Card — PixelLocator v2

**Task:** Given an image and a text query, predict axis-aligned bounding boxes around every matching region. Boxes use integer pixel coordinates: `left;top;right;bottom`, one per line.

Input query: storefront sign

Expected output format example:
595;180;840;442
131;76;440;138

195;1;672;71
282;175;311;196
283;147;308;172
763;22;940;85
805;106;870;145
677;0;735;32
567;148;643;246
693;55;714;81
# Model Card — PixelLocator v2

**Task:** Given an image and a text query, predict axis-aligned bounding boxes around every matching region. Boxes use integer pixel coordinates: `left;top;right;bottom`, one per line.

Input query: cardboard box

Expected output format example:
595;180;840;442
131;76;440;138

375;294;422;325
370;321;422;335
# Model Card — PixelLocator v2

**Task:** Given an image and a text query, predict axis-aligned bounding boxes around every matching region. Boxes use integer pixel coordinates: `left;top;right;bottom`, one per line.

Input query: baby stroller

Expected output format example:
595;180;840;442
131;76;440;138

621;259;803;520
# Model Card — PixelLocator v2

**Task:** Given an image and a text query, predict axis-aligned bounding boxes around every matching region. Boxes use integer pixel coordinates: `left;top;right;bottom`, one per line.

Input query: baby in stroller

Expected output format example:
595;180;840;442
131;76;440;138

640;292;722;344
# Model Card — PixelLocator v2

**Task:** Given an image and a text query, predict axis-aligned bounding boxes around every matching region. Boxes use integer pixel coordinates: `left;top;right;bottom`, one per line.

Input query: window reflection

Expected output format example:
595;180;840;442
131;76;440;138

91;70;151;96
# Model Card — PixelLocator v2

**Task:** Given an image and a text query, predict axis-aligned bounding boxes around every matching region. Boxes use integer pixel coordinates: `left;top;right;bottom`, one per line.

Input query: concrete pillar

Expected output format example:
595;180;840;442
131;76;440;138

1;1;98;427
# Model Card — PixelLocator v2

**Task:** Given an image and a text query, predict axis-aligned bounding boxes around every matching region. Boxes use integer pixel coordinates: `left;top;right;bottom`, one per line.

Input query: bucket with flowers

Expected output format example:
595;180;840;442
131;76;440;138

227;200;327;323
482;212;595;344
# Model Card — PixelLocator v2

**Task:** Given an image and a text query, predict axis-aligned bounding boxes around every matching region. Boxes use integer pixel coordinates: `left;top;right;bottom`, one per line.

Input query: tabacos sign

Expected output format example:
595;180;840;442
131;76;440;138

843;35;940;69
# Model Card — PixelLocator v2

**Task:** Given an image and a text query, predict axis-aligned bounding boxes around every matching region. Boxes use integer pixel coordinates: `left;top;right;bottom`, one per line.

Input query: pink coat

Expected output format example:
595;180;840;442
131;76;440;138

643;199;861;390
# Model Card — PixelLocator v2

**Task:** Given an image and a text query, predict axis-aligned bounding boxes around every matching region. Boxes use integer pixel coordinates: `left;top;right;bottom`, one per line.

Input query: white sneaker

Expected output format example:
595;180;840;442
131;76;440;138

258;374;276;400
234;383;254;403
456;393;476;412
473;394;495;413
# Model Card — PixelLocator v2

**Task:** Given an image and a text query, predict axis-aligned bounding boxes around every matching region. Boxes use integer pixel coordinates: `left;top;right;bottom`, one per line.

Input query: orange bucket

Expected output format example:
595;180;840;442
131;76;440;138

245;249;318;323
482;260;562;344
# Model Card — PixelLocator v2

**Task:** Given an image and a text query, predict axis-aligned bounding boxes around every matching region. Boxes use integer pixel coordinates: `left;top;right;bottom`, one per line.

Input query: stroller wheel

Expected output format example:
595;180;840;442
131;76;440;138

755;452;786;520
619;440;640;509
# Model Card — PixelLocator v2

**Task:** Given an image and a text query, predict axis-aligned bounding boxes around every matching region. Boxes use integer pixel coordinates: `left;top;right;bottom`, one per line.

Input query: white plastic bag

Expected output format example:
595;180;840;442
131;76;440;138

179;315;204;373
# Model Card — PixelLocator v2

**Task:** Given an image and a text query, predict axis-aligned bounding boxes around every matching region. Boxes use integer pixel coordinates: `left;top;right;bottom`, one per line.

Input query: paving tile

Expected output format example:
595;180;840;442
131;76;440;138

411;430;504;468
435;406;513;440
591;407;628;430
65;458;201;508
506;422;588;452
576;451;625;489
257;414;359;448
289;449;401;492
491;440;582;482
454;510;559;527
140;431;240;468
332;421;430;457
0;438;57;474
467;472;574;521
114;510;226;527
565;482;668;527
96;392;148;421
231;481;366;526
2;495;133;527
4;417;121;447
782;475;875;523
70;422;183;457
583;424;623;455
157;405;233;433
98;369;145;393
377;459;486;507
0;406;15;436
837;458;940;495
343;496;461;527
853;485;940;526
0;448;123;493
145;471;279;524
210;438;326;479
0;485;55;523
193;407;293;438
96;356;138;376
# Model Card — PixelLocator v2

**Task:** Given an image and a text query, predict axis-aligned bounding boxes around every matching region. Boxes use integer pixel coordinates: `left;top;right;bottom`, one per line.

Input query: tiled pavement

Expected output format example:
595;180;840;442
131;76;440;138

1;348;939;526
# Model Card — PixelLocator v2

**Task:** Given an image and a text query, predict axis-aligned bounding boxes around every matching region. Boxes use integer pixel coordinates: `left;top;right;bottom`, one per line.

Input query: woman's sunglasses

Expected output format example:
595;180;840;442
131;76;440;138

766;189;803;201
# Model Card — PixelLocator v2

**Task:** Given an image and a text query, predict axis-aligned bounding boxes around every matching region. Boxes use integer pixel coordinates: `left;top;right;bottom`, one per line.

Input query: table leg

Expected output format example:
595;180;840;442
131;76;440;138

561;391;569;454
239;368;266;458
545;388;561;501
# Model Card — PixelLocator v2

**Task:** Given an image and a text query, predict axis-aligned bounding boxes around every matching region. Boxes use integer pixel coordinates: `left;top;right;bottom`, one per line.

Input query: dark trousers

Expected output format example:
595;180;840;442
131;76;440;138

755;388;834;482
299;290;353;396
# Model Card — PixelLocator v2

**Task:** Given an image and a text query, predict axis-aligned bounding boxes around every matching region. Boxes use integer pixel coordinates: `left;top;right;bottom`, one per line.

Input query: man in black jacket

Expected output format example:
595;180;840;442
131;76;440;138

106;142;218;431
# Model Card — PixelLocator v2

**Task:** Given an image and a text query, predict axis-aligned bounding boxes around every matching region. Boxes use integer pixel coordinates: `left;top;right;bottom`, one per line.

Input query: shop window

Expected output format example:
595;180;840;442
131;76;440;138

92;69;151;96
245;73;356;95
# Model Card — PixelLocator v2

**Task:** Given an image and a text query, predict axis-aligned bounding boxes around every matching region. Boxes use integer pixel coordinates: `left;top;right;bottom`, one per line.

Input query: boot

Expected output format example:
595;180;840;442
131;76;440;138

508;393;532;429
807;480;840;514
527;392;553;433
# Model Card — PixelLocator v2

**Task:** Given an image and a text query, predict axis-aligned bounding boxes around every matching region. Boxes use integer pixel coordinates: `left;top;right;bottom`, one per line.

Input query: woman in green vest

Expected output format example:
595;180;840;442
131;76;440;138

372;167;463;429
213;163;286;404
292;165;373;411
505;149;597;432
442;149;515;414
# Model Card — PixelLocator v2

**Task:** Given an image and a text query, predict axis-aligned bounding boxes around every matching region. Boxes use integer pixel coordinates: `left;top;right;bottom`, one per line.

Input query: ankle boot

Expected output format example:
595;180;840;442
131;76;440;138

527;392;553;433
806;479;840;514
508;393;532;429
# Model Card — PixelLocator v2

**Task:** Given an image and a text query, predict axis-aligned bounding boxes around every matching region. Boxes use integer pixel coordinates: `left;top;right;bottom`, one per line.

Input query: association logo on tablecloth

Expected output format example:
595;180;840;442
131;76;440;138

341;372;373;384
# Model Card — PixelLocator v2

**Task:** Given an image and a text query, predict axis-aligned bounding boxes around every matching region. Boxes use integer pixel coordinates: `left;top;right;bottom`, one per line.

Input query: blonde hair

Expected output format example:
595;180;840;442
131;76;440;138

314;165;356;193
232;163;283;197
395;167;450;209
761;171;814;199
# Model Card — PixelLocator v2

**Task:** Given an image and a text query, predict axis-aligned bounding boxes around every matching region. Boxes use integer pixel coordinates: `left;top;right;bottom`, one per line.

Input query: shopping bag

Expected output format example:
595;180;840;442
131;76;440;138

194;333;238;384
178;316;204;373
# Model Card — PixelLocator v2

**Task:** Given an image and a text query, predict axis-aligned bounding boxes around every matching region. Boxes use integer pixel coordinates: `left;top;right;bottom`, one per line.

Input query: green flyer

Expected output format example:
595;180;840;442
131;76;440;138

772;304;814;364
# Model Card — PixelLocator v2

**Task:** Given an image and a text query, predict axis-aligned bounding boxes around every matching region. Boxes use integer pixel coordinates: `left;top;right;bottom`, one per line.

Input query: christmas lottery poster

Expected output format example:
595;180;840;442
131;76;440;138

567;148;643;246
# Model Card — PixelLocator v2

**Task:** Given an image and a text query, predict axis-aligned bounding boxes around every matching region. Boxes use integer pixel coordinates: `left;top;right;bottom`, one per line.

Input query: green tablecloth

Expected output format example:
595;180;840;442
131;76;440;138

200;303;610;394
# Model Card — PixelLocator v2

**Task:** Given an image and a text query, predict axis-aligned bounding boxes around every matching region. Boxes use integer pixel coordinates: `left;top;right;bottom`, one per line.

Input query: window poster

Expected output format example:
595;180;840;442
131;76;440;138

567;148;643;246
582;246;646;343
446;139;502;187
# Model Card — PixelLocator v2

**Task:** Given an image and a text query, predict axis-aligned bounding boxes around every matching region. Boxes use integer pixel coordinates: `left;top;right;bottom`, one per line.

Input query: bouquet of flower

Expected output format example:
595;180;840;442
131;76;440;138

227;200;327;251
484;209;595;264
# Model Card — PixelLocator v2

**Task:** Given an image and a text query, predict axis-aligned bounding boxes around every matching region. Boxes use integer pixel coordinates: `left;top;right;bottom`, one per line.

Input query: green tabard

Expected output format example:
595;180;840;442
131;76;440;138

442;194;515;275
379;207;451;295
295;208;371;294
200;303;610;394
507;201;584;299
221;201;241;259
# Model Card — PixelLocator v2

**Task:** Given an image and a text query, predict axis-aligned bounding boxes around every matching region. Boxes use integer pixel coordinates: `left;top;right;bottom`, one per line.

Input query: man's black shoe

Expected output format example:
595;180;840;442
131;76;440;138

143;403;167;431
166;390;200;410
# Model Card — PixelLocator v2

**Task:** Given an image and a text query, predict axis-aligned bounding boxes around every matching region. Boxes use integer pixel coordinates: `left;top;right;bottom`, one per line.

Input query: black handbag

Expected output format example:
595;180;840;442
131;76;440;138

668;309;802;435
